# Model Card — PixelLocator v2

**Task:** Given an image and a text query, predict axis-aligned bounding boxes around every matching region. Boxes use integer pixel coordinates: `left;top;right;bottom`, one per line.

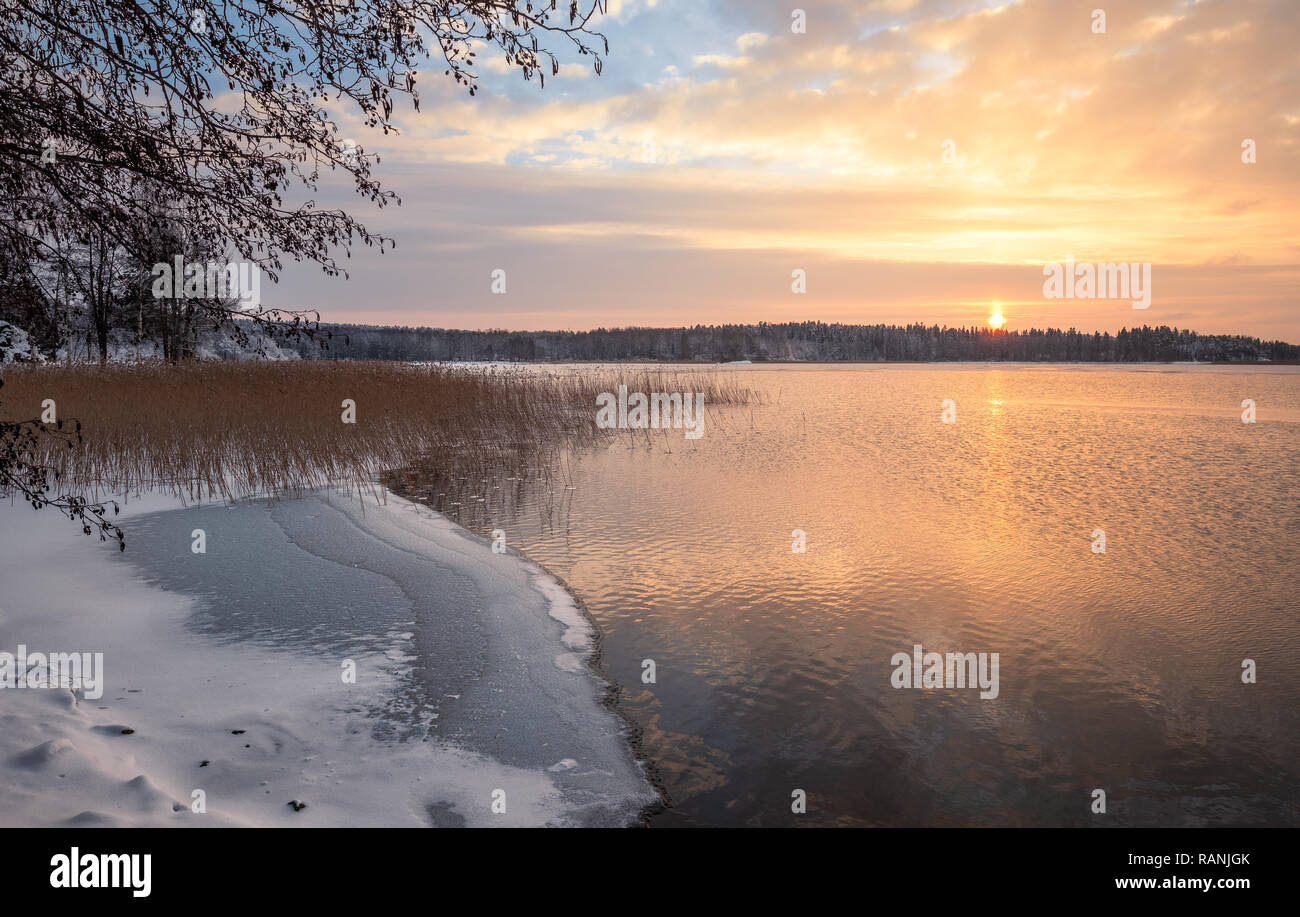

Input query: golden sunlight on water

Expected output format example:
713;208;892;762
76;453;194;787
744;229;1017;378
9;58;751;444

418;364;1300;827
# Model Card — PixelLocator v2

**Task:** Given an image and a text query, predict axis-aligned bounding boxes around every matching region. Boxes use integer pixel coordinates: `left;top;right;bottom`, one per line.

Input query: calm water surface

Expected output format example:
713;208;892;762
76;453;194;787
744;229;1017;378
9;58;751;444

406;364;1300;827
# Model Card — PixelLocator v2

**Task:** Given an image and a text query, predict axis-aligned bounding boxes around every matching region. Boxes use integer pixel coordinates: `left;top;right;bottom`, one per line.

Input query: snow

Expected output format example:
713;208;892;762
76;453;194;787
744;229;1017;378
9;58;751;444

0;321;38;363
0;489;656;827
51;326;300;363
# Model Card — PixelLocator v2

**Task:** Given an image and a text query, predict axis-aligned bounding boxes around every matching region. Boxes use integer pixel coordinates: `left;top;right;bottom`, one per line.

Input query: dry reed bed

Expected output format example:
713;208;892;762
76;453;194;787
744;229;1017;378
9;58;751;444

0;361;754;502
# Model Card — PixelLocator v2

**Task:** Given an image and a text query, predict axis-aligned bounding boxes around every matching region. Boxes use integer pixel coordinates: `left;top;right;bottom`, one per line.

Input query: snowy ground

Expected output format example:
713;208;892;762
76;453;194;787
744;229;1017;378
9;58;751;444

0;488;656;827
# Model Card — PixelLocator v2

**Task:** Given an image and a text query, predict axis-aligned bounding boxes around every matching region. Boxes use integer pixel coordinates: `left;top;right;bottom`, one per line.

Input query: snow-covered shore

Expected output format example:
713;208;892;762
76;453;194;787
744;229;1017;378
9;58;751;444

0;488;656;827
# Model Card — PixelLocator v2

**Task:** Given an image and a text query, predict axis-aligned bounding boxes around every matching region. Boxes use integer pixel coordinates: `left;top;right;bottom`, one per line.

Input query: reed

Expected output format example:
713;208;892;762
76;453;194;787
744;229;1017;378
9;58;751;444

0;360;755;503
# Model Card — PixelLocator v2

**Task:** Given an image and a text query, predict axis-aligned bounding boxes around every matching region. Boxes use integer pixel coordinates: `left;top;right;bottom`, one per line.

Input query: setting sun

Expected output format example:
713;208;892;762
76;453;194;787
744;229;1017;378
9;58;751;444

988;306;1006;329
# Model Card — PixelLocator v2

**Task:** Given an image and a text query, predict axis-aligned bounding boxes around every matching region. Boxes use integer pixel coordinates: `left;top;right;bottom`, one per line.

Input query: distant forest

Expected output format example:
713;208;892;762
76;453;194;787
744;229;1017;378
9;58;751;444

293;322;1300;363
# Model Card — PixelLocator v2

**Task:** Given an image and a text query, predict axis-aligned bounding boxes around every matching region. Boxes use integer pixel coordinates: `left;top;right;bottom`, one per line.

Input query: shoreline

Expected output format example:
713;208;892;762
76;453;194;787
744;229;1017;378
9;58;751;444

0;486;657;827
381;473;670;824
510;551;670;825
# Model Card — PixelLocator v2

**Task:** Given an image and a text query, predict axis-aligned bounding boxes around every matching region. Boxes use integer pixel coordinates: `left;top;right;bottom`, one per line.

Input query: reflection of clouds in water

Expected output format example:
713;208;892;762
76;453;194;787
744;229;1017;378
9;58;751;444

394;366;1300;826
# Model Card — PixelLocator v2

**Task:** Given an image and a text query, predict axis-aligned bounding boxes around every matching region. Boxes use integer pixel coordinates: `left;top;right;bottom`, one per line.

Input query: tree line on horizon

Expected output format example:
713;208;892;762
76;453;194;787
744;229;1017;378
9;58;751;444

290;321;1300;363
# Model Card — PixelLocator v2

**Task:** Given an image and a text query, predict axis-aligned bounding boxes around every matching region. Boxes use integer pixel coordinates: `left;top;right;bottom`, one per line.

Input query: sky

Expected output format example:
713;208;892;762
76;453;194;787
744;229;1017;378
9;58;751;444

275;0;1299;340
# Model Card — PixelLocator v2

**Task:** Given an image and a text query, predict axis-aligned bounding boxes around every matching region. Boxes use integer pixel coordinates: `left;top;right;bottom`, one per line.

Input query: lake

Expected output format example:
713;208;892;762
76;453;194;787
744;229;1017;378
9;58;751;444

401;363;1300;827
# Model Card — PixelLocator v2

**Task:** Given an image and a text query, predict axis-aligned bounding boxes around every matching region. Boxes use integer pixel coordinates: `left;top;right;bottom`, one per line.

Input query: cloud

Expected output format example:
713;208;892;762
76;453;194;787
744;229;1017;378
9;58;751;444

289;0;1300;338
